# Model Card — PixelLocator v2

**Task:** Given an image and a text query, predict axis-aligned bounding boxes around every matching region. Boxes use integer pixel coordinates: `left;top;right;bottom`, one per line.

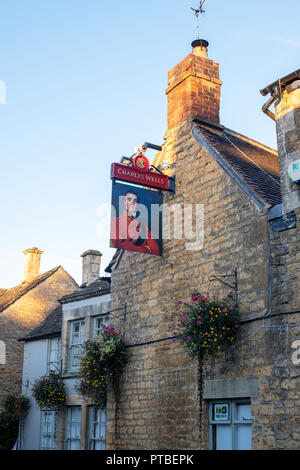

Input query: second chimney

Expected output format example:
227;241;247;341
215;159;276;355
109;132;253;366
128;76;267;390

23;247;43;282
81;250;102;286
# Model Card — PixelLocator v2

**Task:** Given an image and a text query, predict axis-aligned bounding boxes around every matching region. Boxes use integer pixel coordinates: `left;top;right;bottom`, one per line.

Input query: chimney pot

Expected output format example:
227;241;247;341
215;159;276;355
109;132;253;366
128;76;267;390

23;248;43;282
191;39;209;57
81;250;102;286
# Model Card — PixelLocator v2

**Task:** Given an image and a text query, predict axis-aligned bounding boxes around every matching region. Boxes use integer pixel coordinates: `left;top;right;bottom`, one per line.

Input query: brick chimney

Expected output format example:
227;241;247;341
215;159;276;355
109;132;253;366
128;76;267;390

166;39;222;130
81;250;102;285
261;70;300;214
23;247;43;282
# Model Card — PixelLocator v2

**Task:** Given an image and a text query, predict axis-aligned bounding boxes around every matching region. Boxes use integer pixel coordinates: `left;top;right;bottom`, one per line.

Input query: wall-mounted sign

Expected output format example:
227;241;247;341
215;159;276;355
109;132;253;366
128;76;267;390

110;182;163;257
111;163;171;191
214;403;229;421
288;159;300;184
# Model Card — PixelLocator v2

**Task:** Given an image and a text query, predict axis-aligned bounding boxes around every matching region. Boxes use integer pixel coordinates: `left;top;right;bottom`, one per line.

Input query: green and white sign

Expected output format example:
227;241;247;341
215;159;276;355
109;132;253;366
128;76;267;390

288;159;300;184
214;403;229;421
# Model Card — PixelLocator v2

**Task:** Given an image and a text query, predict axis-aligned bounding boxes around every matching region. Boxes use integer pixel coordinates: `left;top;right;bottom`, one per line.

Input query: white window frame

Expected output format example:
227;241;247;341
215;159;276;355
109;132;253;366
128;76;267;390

209;399;252;450
68;319;85;371
40;410;57;450
88;407;106;450
65;407;82;450
47;337;61;373
92;314;110;338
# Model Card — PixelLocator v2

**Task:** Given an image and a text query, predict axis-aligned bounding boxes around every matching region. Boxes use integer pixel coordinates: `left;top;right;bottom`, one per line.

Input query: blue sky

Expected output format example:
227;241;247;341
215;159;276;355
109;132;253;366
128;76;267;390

0;0;299;287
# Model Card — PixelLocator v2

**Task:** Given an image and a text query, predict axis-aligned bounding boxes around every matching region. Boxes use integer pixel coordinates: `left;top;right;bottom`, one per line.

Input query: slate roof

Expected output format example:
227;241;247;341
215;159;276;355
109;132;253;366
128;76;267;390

0;266;62;314
20;305;63;342
194;123;282;207
59;277;111;304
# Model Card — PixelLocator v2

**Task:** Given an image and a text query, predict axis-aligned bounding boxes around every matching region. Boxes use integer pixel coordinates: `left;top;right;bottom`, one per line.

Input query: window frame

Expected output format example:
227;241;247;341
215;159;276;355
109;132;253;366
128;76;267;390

65;406;82;450
88;406;106;450
68;319;85;372
47;336;61;373
209;399;252;450
92;314;110;338
39;409;58;450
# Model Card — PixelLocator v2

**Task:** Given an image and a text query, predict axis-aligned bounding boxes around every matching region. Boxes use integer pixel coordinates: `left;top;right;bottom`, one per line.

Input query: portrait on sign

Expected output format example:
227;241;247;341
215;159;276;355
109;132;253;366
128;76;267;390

110;182;163;256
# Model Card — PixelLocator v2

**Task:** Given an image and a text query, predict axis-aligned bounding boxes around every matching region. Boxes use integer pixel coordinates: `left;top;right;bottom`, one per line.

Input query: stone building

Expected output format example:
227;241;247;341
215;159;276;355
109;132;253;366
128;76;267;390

104;41;300;450
19;250;111;450
0;248;78;408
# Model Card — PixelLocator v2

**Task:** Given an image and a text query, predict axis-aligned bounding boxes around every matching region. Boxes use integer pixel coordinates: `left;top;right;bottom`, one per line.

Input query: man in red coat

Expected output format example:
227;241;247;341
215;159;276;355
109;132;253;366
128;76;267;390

110;190;160;256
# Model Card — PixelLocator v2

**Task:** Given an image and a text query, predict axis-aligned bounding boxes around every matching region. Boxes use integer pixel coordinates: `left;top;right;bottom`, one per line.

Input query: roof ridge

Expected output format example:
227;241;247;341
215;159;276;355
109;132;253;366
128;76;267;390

223;127;278;155
0;265;61;314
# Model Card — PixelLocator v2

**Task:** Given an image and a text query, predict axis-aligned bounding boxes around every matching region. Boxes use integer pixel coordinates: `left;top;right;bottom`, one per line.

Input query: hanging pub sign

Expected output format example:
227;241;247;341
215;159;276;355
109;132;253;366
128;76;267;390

110;182;163;257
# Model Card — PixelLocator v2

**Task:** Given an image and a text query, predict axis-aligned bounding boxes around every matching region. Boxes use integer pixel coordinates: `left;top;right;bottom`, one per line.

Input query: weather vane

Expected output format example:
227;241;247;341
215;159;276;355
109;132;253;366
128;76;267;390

191;0;207;39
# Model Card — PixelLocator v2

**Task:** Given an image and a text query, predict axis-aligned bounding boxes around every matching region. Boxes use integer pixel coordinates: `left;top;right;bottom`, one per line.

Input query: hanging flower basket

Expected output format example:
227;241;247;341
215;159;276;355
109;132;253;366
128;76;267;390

76;326;128;409
4;393;31;419
170;291;239;441
171;291;240;361
32;371;66;410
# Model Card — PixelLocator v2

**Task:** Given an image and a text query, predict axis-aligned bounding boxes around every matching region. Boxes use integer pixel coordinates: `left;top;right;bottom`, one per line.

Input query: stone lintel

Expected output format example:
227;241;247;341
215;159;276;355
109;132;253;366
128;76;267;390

203;377;258;400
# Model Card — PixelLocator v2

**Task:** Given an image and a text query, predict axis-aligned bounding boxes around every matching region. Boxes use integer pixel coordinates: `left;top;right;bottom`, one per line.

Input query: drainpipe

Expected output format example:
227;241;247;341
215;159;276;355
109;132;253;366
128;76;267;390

261;84;280;121
261;84;281;121
263;212;272;318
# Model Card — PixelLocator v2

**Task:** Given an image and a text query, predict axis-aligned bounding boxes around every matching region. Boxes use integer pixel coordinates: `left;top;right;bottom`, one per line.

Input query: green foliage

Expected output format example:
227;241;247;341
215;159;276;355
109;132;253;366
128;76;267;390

32;371;66;410
171;292;240;360
4;393;30;419
76;326;128;409
0;393;30;450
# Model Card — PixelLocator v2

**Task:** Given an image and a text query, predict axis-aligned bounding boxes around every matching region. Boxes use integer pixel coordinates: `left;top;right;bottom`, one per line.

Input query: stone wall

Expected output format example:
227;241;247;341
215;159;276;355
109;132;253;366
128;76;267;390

105;119;300;450
270;207;300;313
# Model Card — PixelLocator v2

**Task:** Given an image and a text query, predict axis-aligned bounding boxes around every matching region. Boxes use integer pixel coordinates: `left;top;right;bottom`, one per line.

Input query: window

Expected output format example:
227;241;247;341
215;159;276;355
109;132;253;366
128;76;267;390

40;410;57;450
209;400;252;450
92;314;110;338
68;320;85;371
88;407;106;450
47;337;61;373
65;407;81;450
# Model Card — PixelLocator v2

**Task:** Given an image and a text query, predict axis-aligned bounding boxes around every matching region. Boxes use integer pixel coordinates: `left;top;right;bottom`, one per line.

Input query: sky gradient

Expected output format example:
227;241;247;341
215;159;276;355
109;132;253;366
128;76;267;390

0;0;299;287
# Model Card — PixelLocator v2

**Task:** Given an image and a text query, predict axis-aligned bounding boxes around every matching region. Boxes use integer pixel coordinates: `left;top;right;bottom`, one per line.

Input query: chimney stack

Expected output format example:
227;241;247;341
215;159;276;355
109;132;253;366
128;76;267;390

23;248;43;282
81;250;102;286
166;40;222;130
261;70;300;214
